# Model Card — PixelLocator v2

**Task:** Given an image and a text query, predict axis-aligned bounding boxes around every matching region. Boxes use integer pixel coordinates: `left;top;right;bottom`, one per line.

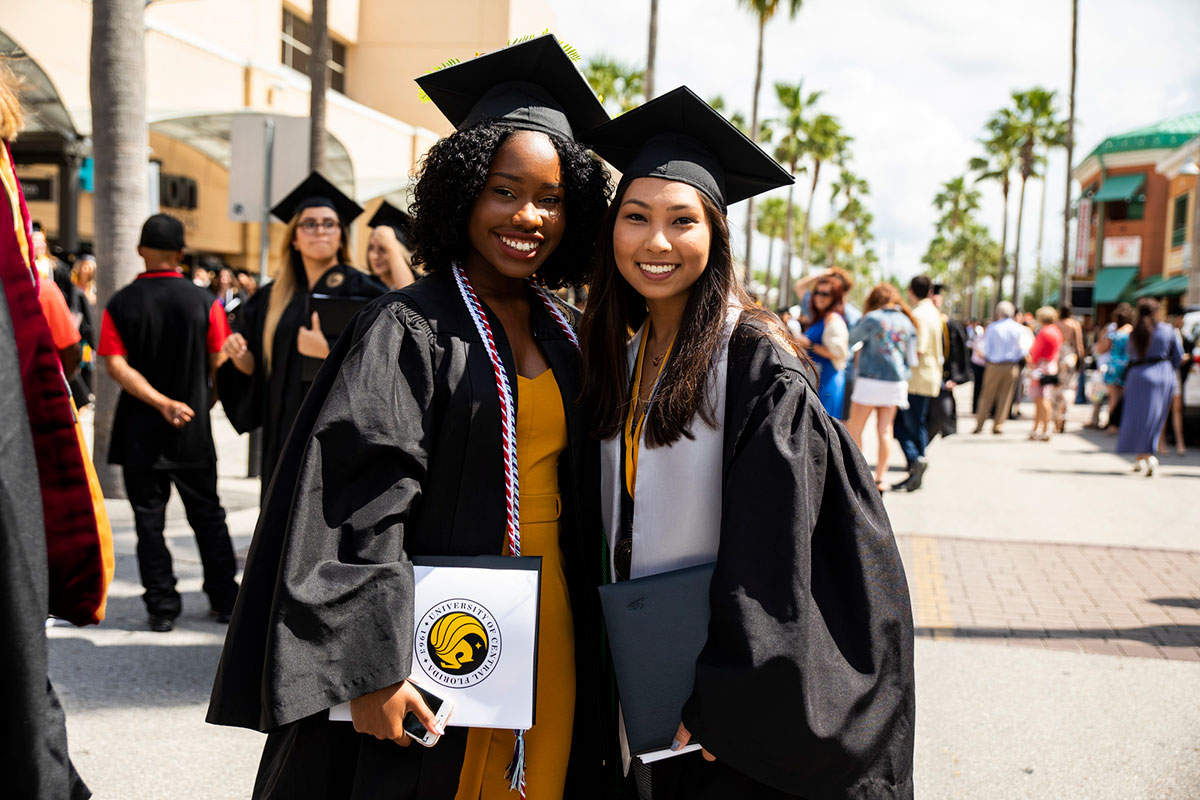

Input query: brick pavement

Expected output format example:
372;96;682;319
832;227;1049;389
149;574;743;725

897;534;1200;662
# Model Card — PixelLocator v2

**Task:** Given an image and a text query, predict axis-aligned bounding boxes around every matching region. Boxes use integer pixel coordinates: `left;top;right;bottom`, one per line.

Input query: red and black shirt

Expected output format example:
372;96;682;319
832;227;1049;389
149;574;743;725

99;269;230;468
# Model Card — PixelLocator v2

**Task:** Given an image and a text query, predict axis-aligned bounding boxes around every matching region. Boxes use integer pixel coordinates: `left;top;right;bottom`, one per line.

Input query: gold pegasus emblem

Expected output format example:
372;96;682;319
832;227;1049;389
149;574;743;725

429;612;488;671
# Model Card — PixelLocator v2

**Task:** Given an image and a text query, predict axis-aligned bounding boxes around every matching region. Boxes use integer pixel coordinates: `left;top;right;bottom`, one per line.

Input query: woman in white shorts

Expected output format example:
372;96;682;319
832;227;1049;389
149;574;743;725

847;283;919;491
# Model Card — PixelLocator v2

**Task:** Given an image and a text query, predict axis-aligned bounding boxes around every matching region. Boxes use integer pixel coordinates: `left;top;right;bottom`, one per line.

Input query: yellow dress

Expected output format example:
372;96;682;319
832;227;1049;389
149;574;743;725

455;369;576;799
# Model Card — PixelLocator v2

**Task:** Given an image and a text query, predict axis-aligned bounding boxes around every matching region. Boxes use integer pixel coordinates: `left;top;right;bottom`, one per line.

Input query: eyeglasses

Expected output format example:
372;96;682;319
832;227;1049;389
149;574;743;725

813;290;832;298
298;219;340;234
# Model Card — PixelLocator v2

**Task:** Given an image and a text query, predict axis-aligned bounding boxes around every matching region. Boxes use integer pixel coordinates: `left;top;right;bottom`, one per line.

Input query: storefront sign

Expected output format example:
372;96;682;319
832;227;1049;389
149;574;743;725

19;178;54;202
1102;235;1141;267
160;173;198;210
1074;197;1091;277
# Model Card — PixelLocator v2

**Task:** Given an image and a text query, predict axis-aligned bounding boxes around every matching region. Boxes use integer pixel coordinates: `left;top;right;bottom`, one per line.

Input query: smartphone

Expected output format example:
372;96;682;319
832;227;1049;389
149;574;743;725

402;682;454;747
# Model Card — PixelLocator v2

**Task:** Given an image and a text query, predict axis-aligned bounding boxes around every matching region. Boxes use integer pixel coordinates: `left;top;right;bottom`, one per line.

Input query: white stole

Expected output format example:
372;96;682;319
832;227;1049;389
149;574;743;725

600;310;736;581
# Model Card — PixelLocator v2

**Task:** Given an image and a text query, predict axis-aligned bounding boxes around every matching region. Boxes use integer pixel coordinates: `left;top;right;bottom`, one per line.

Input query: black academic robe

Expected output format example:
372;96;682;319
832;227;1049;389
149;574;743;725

207;271;611;799
639;319;915;800
217;264;386;498
0;279;90;800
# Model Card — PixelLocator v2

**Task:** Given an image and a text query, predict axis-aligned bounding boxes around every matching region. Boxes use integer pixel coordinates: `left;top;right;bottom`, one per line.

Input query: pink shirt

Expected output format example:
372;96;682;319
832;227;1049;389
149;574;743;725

1028;324;1063;367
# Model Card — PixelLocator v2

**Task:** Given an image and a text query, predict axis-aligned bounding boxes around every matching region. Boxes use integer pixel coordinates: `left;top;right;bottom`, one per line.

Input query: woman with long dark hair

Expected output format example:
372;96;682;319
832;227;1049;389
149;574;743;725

797;273;850;417
208;37;615;799
580;88;914;800
1118;298;1183;475
218;172;387;497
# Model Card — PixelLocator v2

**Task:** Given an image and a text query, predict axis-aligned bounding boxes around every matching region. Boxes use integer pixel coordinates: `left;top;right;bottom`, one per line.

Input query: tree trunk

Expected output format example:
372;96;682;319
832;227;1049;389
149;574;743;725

994;183;1011;314
799;163;820;279
1035;168;1048;280
764;235;776;302
645;0;659;100
743;15;766;284
308;0;330;173
780;181;798;308
1059;0;1078;309
967;255;978;319
1012;175;1028;312
90;0;147;497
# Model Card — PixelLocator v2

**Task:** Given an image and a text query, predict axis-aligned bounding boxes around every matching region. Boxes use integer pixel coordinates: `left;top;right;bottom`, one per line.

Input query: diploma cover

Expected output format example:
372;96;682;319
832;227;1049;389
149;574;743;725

301;294;373;382
598;562;715;757
330;555;541;728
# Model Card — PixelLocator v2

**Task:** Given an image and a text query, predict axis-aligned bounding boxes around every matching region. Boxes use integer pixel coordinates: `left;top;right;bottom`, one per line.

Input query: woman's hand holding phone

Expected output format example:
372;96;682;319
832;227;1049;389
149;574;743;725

672;722;716;762
350;680;442;746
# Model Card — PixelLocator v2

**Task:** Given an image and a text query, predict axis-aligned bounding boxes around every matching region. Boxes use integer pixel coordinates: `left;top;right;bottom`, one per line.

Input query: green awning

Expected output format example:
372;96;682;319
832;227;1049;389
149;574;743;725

1134;273;1189;298
1093;266;1139;304
1092;173;1146;203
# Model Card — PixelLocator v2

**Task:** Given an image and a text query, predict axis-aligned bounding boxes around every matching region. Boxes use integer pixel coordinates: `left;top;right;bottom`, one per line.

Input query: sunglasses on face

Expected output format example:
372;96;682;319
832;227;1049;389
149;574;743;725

813;290;832;298
298;219;340;234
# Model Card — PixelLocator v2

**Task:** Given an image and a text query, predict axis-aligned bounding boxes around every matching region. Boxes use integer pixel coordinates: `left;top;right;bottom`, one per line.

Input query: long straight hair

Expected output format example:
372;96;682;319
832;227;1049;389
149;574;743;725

262;216;352;373
1130;298;1159;359
579;185;795;447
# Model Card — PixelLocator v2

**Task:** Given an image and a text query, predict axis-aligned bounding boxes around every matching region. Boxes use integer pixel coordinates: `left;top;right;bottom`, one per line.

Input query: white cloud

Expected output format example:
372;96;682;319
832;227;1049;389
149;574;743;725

549;0;1200;283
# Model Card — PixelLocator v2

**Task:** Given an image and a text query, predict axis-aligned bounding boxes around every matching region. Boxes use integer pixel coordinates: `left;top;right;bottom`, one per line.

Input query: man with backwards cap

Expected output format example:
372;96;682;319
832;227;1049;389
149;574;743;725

98;213;239;632
580;87;915;798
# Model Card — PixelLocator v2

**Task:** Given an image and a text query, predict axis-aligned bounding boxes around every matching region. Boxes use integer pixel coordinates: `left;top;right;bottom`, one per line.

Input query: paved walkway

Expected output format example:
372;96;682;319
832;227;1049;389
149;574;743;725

900;535;1200;661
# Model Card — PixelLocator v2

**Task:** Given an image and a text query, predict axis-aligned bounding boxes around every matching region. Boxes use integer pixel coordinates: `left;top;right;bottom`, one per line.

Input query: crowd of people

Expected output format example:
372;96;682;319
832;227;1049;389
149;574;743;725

773;270;1193;489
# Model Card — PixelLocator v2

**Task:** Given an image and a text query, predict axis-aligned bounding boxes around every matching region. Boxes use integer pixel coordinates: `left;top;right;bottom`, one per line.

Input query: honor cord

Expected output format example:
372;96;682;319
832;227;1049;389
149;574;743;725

451;264;579;797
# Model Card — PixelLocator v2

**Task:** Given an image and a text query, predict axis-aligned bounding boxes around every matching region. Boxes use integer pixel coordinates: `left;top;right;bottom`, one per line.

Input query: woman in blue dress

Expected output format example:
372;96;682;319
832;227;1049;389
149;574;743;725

797;273;849;418
1118;298;1183;475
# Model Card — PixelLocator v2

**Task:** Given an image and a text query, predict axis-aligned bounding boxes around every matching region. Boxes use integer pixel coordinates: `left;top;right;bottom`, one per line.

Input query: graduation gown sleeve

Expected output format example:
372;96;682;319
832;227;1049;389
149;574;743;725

215;283;265;434
680;324;915;799
208;295;436;732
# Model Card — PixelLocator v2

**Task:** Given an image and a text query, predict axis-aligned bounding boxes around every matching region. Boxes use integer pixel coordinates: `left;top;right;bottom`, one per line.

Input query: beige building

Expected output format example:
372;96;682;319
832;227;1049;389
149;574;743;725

4;0;555;271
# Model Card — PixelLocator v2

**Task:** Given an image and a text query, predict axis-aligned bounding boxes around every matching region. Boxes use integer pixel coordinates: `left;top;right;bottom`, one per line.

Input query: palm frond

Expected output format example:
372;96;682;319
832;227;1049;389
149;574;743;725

418;32;578;103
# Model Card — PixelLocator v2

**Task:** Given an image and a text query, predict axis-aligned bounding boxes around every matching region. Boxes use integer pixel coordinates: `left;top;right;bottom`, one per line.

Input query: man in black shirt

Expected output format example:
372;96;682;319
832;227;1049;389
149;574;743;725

98;214;238;632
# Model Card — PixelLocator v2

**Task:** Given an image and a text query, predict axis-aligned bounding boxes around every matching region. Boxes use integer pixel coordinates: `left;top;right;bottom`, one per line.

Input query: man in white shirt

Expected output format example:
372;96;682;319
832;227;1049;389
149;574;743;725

973;301;1031;434
893;275;944;492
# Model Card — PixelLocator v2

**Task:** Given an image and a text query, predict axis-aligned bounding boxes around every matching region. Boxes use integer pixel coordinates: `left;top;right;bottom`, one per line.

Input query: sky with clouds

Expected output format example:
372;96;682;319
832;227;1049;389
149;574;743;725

547;0;1200;287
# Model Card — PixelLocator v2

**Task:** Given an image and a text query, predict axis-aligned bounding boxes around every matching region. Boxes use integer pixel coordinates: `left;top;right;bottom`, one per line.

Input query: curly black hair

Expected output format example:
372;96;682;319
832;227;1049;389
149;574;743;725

409;122;613;290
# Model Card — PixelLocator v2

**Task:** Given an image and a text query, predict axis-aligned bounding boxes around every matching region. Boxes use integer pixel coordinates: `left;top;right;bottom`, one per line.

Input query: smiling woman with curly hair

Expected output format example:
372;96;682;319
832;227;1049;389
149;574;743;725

208;36;621;800
410;122;611;289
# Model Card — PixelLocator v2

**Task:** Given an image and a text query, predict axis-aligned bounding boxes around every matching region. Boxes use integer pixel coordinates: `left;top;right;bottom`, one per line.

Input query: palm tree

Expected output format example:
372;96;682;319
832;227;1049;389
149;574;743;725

645;0;659;99
737;0;804;283
970;111;1018;310
797;113;848;287
771;80;821;307
933;175;982;239
309;0;329;171
1034;119;1067;292
756;195;789;300
584;56;646;115
91;0;148;495
1007;87;1060;310
830;169;868;218
1059;0;1079;308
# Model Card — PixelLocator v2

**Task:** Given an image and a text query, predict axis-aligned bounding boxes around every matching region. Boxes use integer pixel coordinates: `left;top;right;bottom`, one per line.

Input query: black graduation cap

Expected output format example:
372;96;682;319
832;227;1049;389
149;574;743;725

415;34;608;139
587;86;793;212
270;171;363;225
367;200;413;249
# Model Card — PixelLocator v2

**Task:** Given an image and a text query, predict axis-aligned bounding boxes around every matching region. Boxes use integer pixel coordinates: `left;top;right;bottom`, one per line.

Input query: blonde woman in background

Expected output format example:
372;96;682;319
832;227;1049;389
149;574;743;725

217;172;386;498
366;200;418;290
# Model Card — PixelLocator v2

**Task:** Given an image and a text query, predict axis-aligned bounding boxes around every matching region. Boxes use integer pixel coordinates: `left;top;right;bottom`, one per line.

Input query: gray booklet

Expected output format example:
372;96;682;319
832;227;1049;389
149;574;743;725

598;562;715;761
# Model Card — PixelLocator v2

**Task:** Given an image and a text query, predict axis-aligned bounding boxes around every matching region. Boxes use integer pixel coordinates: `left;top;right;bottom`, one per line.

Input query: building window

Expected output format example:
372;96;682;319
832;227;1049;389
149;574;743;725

281;8;346;94
1172;194;1188;248
1106;199;1144;222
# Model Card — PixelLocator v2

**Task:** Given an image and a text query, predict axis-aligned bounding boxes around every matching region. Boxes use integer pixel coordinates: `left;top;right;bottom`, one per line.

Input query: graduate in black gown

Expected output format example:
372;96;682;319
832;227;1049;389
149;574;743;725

579;87;915;799
207;35;616;799
217;173;387;498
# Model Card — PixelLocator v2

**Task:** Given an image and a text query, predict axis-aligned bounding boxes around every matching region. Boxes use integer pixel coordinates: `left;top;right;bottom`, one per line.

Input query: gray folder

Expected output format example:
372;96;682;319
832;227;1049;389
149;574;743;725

597;562;715;755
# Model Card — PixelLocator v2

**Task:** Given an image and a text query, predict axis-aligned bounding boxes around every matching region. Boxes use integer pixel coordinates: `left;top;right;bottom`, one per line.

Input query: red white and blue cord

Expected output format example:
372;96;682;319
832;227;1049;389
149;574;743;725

451;263;578;797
